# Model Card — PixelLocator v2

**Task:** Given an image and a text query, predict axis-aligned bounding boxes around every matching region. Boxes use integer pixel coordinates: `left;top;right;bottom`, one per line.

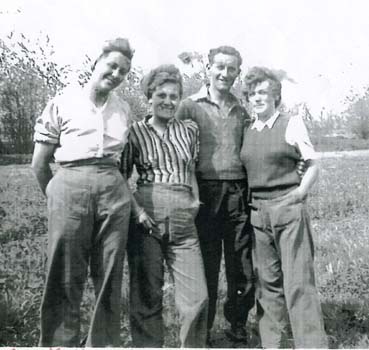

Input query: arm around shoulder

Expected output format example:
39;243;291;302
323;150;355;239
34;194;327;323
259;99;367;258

176;99;197;121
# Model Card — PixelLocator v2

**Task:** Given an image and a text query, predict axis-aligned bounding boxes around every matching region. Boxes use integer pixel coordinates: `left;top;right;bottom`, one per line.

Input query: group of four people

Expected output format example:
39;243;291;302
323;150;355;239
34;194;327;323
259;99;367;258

31;37;328;348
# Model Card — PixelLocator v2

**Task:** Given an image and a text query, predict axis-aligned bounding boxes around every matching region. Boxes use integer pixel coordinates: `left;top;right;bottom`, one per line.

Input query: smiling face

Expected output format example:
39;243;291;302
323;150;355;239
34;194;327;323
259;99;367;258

150;82;181;121
248;80;277;120
91;51;131;94
208;53;240;93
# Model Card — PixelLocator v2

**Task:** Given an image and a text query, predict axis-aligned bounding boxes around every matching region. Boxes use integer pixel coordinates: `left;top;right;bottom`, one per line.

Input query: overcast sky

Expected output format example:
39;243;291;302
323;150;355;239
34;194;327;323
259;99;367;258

1;0;369;116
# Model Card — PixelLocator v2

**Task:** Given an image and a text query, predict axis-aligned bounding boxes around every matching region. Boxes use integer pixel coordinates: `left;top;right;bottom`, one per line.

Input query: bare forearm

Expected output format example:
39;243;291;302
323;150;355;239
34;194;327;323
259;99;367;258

298;160;319;198
31;142;57;196
32;164;53;195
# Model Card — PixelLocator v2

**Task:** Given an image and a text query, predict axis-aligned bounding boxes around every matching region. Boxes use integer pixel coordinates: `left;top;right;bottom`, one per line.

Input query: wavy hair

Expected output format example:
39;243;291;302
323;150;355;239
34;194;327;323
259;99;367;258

141;64;183;100
243;66;282;107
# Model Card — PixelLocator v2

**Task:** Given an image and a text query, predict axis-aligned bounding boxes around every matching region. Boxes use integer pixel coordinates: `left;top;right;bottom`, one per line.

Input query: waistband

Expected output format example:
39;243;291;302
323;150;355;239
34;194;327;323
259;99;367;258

58;157;119;168
198;179;246;184
251;184;298;200
137;182;192;193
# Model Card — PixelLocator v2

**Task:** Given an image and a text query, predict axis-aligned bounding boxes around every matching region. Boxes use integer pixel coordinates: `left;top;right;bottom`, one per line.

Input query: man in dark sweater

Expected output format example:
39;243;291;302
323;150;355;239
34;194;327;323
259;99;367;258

176;46;254;346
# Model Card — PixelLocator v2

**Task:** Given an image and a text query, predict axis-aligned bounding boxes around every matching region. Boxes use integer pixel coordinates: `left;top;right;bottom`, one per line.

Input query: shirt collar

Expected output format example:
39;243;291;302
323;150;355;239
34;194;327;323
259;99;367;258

251;111;280;131
143;115;176;129
188;84;240;108
83;82;114;111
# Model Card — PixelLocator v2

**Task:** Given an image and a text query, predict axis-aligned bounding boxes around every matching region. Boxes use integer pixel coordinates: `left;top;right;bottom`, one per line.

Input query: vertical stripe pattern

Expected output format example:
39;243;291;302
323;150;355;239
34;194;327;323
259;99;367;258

121;116;199;187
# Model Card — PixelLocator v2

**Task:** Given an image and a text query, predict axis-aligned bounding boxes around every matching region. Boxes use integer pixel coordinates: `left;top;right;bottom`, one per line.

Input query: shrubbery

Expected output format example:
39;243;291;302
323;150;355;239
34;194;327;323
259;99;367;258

344;88;369;140
0;32;68;154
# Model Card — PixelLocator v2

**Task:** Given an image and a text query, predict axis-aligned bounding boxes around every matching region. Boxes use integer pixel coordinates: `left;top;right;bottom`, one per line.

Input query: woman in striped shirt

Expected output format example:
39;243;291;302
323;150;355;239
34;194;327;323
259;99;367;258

122;65;208;348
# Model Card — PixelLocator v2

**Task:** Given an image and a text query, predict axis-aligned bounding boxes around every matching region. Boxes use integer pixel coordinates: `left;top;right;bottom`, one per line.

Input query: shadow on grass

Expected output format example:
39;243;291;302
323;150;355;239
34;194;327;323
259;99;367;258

323;300;369;348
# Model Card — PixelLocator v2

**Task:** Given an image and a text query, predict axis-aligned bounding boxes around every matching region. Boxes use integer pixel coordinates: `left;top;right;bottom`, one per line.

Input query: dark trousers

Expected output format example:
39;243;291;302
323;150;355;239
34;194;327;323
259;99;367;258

196;180;255;332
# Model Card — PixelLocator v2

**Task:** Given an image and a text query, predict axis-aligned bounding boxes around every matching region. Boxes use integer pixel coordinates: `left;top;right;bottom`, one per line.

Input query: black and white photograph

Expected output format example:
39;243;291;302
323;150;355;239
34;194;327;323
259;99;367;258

0;0;369;347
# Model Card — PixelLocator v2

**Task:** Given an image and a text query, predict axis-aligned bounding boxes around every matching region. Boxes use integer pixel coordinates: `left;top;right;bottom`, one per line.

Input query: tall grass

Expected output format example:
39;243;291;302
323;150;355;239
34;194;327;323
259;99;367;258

0;155;369;347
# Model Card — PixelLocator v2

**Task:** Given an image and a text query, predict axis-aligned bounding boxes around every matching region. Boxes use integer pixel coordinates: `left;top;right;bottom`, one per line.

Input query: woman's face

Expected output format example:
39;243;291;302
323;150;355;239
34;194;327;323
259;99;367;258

92;51;131;93
248;80;277;120
150;82;181;121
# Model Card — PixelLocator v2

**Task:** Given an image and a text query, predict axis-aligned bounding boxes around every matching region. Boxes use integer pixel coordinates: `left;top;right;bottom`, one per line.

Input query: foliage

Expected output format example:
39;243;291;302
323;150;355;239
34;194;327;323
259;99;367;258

117;67;149;121
0;32;70;154
344;87;369;139
178;51;208;98
0;32;149;155
312;136;369;152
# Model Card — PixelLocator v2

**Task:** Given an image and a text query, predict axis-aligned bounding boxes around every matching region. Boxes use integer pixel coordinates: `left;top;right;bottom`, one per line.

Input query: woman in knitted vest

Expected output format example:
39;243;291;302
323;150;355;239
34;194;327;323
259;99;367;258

240;67;327;348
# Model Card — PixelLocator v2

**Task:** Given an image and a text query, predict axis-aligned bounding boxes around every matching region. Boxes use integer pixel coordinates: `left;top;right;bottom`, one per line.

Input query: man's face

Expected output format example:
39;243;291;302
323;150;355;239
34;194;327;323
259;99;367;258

248;80;277;119
208;53;240;93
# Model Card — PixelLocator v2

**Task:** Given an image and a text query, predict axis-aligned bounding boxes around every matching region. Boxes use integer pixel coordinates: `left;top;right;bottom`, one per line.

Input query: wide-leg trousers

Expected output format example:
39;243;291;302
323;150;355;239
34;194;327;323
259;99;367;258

128;183;208;348
39;164;131;347
251;194;327;348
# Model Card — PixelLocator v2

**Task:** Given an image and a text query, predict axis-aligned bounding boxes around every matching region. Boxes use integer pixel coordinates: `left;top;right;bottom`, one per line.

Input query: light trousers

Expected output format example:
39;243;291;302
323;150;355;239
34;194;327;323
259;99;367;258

39;164;131;347
128;183;208;348
251;194;327;348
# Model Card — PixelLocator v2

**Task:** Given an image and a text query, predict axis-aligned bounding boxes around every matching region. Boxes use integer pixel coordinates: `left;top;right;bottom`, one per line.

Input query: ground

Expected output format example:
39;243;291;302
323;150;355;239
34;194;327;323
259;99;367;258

0;150;369;347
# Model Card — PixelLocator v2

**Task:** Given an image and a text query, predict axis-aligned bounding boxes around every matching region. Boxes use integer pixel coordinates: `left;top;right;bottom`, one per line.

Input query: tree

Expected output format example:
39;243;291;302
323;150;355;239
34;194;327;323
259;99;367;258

0;32;70;153
344;87;369;139
118;67;149;121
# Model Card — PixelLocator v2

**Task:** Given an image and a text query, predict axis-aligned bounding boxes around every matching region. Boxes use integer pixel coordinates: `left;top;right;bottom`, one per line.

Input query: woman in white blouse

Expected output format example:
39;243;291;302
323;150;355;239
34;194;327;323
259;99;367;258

31;38;134;347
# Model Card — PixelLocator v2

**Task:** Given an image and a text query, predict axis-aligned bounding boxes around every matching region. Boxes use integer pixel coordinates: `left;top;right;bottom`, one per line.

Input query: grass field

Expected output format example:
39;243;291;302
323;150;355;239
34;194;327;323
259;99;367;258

0;154;369;347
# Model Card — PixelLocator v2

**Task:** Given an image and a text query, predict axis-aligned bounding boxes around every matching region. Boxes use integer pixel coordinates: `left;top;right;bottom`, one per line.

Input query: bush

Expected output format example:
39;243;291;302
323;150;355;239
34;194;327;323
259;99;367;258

344;87;369;140
0;32;70;154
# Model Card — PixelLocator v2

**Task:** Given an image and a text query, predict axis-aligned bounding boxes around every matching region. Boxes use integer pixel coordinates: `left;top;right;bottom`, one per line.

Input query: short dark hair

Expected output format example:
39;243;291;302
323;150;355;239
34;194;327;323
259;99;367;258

243;67;282;107
141;64;183;100
92;37;134;70
208;46;242;67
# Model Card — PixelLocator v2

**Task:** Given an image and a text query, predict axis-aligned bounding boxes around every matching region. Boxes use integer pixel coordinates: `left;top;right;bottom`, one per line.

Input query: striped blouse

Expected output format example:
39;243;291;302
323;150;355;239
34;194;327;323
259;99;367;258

121;115;199;187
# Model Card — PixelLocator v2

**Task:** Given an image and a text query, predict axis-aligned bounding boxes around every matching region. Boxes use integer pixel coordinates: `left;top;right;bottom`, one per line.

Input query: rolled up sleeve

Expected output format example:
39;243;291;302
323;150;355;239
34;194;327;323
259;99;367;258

286;114;318;160
34;99;61;145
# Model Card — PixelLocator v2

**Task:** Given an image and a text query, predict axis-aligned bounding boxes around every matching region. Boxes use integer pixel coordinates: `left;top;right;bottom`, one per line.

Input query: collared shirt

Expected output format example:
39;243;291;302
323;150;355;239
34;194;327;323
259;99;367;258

121;116;199;187
176;85;251;180
33;84;132;163
251;111;318;160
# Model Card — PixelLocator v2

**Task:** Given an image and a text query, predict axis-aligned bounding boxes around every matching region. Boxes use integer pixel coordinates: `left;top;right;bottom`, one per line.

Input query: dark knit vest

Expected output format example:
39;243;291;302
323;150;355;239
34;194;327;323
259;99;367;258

240;113;301;199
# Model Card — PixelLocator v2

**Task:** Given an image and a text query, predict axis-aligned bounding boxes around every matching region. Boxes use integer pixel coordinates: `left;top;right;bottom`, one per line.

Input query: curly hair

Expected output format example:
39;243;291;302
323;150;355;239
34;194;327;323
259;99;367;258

243;67;282;107
208;46;242;67
92;37;134;70
141;64;183;100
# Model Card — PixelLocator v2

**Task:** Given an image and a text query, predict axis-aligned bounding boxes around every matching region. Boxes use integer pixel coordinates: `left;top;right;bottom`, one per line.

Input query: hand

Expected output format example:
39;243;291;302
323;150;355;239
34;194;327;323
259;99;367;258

296;159;307;178
136;211;156;234
190;199;202;218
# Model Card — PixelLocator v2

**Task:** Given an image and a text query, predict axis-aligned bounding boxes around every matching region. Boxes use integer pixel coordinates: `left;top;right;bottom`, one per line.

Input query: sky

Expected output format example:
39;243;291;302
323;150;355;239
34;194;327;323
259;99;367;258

1;0;369;116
